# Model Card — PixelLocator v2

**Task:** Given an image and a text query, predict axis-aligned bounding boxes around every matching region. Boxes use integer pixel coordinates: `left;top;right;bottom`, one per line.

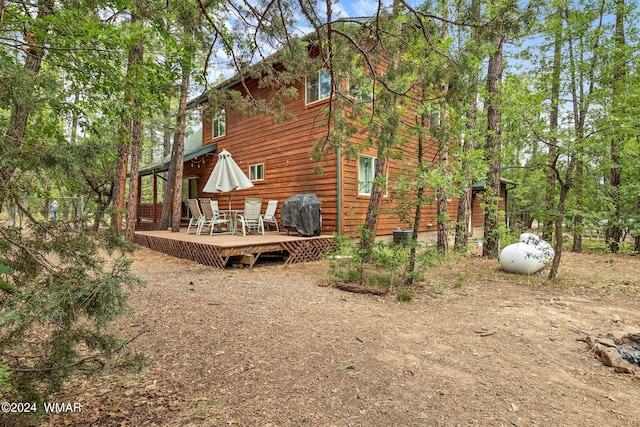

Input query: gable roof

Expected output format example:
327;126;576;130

139;127;217;176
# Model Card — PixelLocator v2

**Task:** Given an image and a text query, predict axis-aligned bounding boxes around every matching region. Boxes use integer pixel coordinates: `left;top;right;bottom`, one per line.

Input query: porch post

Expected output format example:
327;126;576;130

136;174;142;226
152;172;158;224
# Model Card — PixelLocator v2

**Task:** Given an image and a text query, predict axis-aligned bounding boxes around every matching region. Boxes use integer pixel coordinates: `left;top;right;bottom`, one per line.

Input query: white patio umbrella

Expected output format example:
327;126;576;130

203;149;254;210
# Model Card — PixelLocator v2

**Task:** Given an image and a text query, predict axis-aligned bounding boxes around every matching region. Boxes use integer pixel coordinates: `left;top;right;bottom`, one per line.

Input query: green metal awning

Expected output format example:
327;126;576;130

140;128;216;176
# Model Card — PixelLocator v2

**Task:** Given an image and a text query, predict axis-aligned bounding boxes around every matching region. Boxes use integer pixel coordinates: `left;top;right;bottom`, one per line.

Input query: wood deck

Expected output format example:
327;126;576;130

134;229;335;268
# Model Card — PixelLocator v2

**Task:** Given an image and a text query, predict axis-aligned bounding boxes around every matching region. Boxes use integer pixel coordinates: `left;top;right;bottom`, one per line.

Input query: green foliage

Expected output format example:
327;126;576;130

499;0;640;259
1;0;215;403
0;219;145;402
396;289;413;302
325;233;443;290
0;360;11;391
478;192;508;251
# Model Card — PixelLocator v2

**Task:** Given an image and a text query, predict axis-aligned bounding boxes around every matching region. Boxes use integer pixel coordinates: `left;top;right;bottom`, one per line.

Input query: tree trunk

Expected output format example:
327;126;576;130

111;142;130;232
158;142;177;230
606;139;622;252
124;112;143;242
436;103;449;253
1;0;54;197
606;0;627;253
571;162;583;253
160;54;173;212
542;8;563;243
93;193;112;232
359;156;388;262
482;36;504;258
454;188;471;249
170;59;191;232
454;105;477;250
436;194;448;253
548;159;575;280
434;3;450;254
548;100;578;284
111;10;143;233
406;113;426;285
120;30;145;243
162;99;172;206
571;216;583;253
454;0;480;251
548;182;569;280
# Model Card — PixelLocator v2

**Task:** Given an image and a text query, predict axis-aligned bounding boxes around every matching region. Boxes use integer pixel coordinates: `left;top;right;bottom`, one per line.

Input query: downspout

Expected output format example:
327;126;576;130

337;146;343;234
505;182;517;230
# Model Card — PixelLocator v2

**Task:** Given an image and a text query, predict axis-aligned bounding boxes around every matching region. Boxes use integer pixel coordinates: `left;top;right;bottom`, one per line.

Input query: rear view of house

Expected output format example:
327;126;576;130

138;24;509;240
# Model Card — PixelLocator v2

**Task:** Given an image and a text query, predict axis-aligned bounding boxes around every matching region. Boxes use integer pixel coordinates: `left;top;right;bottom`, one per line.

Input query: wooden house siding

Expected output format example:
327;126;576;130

187;67;485;239
197;77;341;232
336;100;461;237
471;185;507;229
138;30;509;238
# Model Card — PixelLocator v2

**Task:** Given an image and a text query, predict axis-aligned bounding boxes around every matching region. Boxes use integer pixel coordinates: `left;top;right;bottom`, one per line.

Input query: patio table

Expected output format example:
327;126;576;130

221;210;244;235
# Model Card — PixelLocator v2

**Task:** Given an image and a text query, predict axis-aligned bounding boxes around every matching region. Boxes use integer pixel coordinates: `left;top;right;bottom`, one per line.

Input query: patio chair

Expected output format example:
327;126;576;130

186;199;205;235
199;198;231;235
260;200;279;232
238;198;264;236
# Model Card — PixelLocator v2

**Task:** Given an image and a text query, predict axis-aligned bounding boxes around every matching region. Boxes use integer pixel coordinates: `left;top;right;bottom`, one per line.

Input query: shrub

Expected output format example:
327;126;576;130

0;221;144;402
396;289;413;302
326;233;443;289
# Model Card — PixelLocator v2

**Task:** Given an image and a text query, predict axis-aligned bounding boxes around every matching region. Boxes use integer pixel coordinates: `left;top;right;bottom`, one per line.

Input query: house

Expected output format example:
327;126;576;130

138;29;509;239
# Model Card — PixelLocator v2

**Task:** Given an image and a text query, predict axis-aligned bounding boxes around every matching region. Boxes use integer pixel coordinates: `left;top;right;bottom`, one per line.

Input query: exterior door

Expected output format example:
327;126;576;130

181;178;198;218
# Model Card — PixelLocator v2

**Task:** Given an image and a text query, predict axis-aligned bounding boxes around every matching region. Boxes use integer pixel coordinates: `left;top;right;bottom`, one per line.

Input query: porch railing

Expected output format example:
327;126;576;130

137;203;163;225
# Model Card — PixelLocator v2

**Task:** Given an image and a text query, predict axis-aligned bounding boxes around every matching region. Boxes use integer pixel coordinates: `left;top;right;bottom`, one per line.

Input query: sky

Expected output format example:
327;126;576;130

207;0;424;79
332;0;394;18
335;0;426;18
313;0;423;24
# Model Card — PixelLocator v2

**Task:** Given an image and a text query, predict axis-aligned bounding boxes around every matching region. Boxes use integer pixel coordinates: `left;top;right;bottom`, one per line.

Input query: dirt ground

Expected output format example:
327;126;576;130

19;246;640;426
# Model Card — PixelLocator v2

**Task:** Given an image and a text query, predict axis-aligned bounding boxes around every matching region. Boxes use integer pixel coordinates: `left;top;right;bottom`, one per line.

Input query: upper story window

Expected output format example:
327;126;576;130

358;154;387;196
348;71;373;101
306;69;331;104
212;109;226;139
249;163;264;181
429;109;440;133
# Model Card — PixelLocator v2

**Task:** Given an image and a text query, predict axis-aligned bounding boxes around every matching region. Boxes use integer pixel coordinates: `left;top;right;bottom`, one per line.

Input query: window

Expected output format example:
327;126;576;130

358;155;387;196
429;109;440;132
212;109;226;138
348;71;373;101
249;163;264;181
306;69;332;104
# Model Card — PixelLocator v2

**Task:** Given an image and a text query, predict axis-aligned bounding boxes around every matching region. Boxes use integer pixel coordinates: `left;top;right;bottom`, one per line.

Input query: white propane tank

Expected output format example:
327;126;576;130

498;233;555;274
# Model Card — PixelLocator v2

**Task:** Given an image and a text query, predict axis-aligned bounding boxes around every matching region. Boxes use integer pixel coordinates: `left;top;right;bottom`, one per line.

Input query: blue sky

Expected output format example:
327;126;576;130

332;0;394;18
204;0;427;85
318;0;422;21
283;0;423;39
207;1;401;81
336;0;426;17
282;0;398;37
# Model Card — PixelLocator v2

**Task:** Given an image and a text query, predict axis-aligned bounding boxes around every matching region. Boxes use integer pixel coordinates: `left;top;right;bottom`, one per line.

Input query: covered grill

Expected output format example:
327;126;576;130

281;194;322;237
